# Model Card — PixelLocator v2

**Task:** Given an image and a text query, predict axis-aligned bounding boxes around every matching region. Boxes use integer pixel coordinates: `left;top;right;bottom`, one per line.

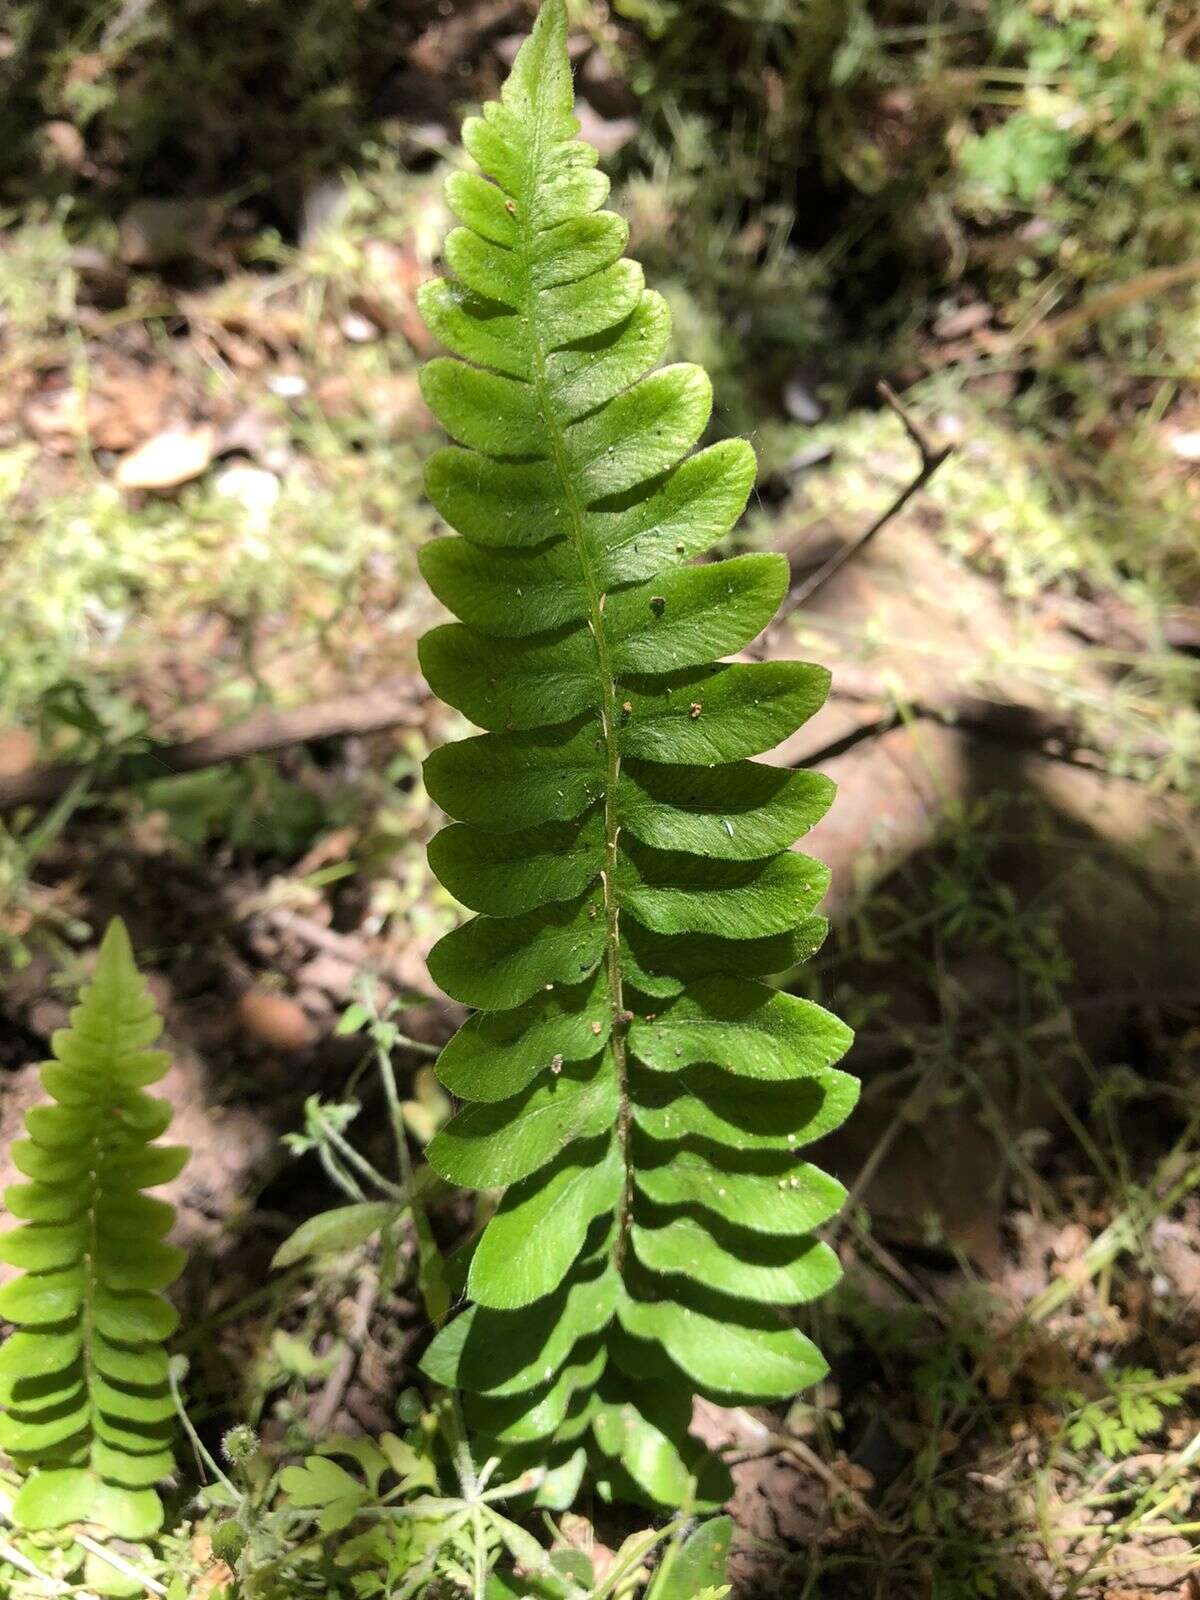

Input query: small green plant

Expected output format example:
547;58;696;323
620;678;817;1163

0;918;187;1539
416;0;855;1502
195;1399;731;1599
273;979;452;1326
1062;1366;1187;1459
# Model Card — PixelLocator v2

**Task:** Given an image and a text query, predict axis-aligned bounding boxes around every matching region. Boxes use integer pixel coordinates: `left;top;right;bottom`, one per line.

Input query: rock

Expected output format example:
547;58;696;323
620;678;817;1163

782;375;824;424
213;407;286;463
213;463;280;529
1167;428;1200;463
366;375;435;434
267;372;308;400
757;516;1200;1261
1149;1214;1200;1302
118;198;224;268
805;717;1200;1261
300;176;352;248
23;385;91;451
296;986;334;1019
802;720;957;914
340;310;379;344
788;442;835;474
409;0;528;77
114;424;215;491
193;1561;235;1599
25;361;171;453
89;362;173;451
313;372;434;434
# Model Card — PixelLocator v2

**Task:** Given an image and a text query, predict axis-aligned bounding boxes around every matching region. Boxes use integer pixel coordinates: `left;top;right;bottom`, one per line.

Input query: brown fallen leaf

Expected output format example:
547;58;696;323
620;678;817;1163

194;1560;235;1599
23;362;171;453
354;238;438;357
115;425;215;491
237;989;315;1052
41;120;87;172
0;730;38;780
89;364;173;451
23;385;92;451
408;0;524;76
293;825;358;877
933;301;992;341
572;101;638;158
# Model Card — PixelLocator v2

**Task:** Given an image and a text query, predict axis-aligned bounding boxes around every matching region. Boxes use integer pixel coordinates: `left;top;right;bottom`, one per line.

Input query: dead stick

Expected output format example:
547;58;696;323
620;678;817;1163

252;905;446;1010
0;677;427;811
309;1271;380;1439
781;380;953;616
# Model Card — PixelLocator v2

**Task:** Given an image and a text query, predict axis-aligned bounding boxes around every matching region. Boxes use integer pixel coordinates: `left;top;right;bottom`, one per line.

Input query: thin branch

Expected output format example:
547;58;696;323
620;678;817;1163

71;1535;168;1599
786;686;1169;782
782;380;953;615
0;1532;72;1595
0;677;427;811
309;1269;381;1438
248;905;446;1010
167;1360;241;1503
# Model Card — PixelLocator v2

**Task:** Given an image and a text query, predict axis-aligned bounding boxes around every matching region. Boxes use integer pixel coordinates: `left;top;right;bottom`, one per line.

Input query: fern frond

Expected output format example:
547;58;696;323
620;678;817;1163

0;919;187;1539
417;0;856;1505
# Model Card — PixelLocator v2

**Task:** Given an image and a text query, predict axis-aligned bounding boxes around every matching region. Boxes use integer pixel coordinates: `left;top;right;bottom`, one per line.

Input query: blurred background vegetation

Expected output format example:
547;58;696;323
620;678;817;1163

1;0;1198;754
0;3;1199;1597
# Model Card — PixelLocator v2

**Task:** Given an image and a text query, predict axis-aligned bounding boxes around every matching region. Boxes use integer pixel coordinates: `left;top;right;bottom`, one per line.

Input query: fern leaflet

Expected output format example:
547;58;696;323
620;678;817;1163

417;0;856;1505
0;919;187;1538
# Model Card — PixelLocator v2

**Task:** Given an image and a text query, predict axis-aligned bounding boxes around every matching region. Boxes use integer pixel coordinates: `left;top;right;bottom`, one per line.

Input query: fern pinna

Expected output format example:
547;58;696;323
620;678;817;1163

0;919;186;1539
417;0;856;1504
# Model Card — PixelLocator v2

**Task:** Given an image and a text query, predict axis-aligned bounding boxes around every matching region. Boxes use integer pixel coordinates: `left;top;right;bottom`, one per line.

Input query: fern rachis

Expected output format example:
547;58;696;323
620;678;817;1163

417;0;856;1504
0;919;186;1539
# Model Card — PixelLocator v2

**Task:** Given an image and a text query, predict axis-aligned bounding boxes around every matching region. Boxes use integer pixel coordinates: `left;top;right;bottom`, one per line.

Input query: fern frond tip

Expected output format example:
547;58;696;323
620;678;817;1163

0;921;185;1538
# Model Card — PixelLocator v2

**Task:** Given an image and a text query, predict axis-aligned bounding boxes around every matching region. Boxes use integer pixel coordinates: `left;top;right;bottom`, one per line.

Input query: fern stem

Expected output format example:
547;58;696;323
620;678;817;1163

314;1110;406;1203
517;118;635;1268
79;1012;111;1484
167;1362;239;1500
82;1157;100;1474
413;0;855;1496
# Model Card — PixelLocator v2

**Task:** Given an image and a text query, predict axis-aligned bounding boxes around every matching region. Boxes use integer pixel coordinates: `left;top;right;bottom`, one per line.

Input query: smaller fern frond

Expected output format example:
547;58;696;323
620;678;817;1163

0;919;188;1539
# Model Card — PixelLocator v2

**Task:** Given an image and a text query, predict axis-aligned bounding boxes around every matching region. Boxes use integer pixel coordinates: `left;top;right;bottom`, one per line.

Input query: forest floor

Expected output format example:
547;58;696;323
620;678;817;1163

2;3;1200;1597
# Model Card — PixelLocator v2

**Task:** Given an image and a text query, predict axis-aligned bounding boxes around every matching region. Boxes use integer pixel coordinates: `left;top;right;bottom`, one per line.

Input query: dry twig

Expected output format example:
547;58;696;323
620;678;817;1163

0;677;428;811
781;380;953;616
309;1271;382;1439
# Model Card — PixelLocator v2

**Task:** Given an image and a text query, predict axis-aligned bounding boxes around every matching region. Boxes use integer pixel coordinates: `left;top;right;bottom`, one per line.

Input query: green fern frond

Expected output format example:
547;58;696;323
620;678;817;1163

0;919;187;1539
417;0;856;1505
